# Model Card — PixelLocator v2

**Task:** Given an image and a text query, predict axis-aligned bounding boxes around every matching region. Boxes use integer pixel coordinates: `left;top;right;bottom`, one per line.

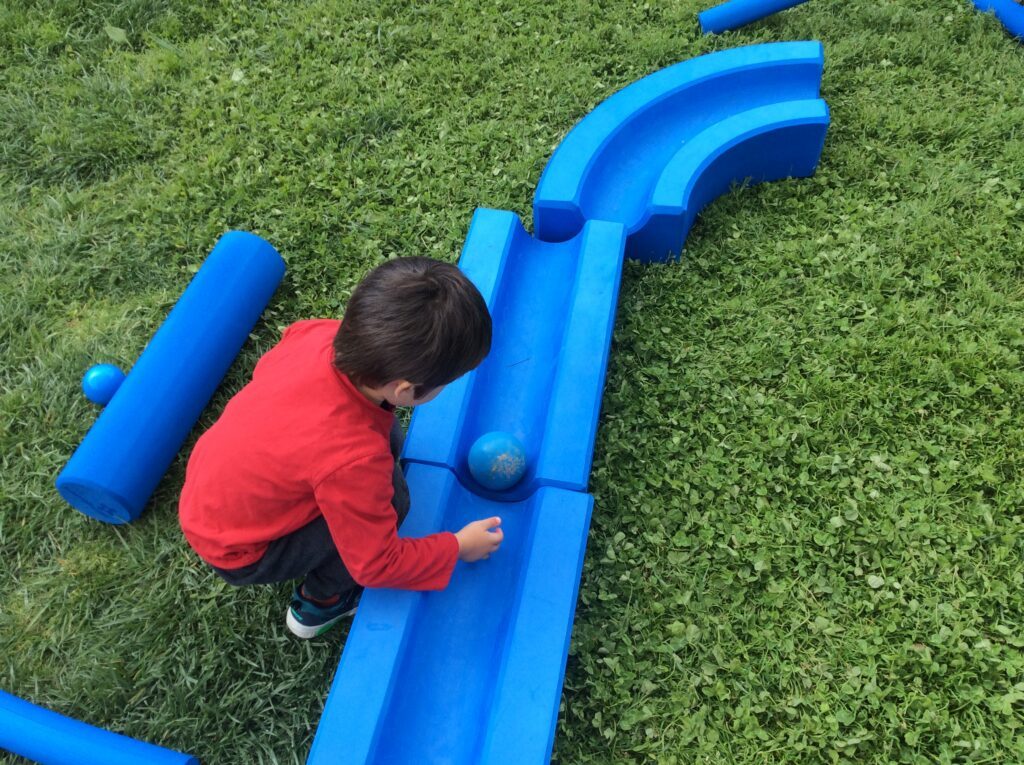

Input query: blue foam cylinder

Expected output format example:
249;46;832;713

56;231;285;524
972;0;1024;40
0;690;199;765
699;0;809;34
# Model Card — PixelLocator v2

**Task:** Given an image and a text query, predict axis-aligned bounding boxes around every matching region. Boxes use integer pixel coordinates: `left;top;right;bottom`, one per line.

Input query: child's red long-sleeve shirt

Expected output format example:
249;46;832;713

178;319;459;590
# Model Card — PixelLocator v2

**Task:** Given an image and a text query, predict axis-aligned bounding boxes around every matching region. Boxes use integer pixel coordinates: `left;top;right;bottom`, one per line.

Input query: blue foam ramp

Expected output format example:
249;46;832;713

699;0;810;34
307;463;593;765
0;690;198;765
403;208;626;498
972;0;1024;40
56;232;285;523
532;41;826;261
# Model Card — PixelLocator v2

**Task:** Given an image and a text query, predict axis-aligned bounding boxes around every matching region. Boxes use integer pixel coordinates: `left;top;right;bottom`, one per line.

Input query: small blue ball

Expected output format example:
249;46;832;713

468;431;527;491
82;364;126;406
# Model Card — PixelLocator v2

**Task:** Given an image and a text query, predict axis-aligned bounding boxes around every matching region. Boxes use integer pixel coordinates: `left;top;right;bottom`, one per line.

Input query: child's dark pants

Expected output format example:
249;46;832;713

210;421;409;600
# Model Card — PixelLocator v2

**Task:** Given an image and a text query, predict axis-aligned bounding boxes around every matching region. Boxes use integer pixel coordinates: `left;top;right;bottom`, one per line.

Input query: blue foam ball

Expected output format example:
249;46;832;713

82;364;126;406
468;431;527;491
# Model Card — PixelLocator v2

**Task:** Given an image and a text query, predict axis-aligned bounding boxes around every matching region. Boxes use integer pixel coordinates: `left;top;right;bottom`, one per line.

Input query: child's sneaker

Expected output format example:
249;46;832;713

285;586;361;639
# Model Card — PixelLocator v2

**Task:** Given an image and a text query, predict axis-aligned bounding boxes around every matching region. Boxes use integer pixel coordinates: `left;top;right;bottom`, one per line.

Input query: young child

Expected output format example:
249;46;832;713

179;256;502;638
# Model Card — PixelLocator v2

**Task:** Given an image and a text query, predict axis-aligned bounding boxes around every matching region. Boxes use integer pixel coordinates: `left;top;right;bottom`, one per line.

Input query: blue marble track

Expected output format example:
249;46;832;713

309;41;830;765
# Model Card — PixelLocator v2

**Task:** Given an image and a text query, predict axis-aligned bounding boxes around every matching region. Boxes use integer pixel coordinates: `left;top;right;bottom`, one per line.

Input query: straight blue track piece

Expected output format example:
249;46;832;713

972;0;1024;40
403;208;626;498
698;0;810;35
533;41;827;262
307;463;593;765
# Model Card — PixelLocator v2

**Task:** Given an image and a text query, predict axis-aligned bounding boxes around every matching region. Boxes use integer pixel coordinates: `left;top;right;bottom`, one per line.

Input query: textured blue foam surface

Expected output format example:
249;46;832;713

403;208;626;499
630;99;829;260
307;463;593;765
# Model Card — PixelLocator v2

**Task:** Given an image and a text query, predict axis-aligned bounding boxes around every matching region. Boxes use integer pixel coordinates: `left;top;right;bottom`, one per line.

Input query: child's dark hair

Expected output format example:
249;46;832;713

333;257;491;398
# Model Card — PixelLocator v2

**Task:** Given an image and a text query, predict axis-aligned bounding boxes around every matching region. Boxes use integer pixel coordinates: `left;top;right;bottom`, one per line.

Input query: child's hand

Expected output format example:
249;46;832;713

455;516;503;562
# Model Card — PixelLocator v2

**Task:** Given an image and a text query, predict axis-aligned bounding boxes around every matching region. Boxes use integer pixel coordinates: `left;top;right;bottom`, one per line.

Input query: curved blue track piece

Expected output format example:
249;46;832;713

403;208;626;500
56;232;285;523
699;0;810;34
533;41;827;261
630;100;829;260
308;463;593;765
972;0;1024;40
0;690;199;765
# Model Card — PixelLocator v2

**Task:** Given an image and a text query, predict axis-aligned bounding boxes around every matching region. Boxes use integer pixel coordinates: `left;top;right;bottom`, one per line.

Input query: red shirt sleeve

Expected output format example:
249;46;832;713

315;452;459;591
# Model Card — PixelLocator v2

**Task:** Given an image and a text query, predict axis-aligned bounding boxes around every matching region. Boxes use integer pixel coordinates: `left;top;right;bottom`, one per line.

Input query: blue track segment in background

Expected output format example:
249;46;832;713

0;690;198;765
698;0;810;35
55;232;285;524
972;0;1024;40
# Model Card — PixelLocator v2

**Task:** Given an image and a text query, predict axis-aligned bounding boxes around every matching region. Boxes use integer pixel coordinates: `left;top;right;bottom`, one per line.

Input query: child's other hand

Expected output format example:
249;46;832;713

455;516;503;562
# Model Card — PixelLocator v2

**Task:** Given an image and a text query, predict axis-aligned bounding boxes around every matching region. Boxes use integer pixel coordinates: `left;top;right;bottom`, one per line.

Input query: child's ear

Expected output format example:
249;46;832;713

392;380;417;406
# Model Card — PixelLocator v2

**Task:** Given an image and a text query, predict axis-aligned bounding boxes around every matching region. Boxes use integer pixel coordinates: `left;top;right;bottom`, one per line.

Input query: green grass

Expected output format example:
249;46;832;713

2;1;1023;763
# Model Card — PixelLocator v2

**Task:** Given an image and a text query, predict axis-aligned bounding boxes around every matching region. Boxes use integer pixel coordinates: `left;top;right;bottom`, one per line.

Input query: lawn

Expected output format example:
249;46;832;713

2;1;1023;763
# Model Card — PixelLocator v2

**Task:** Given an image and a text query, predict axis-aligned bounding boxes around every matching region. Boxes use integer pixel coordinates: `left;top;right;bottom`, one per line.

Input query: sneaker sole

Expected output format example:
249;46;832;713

286;606;357;639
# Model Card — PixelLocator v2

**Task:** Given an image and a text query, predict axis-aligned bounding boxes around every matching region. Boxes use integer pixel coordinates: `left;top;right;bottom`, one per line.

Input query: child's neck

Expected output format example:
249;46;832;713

358;384;397;411
357;384;386;406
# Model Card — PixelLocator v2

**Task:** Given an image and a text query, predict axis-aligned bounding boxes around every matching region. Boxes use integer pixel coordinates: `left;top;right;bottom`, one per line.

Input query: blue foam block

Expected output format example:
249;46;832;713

533;41;827;261
699;0;810;34
972;0;1024;40
56;231;285;523
307;463;593;765
0;690;198;765
403;208;626;499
